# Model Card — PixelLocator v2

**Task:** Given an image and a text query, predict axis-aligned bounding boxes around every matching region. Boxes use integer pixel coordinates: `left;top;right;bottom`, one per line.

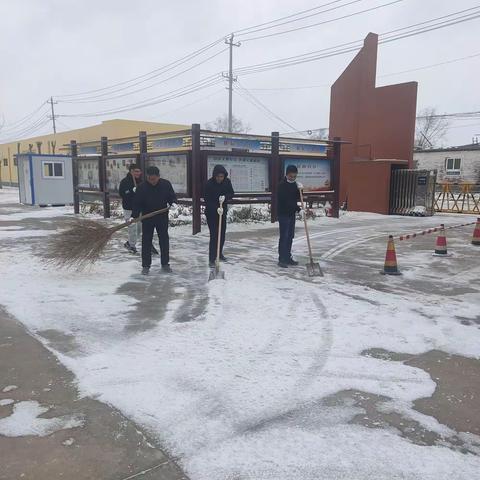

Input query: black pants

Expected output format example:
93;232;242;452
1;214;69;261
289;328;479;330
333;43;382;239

206;210;227;262
142;216;169;267
278;214;296;262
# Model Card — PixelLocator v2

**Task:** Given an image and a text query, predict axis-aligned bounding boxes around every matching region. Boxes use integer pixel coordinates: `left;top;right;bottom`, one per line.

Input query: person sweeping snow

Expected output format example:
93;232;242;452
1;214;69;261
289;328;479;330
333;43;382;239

119;164;142;253
119;164;158;256
277;164;303;268
132;166;177;275
204;164;234;267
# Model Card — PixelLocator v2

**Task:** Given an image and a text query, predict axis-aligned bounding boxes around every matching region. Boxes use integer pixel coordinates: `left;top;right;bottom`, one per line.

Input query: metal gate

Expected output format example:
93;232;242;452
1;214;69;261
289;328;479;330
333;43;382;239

389;168;437;216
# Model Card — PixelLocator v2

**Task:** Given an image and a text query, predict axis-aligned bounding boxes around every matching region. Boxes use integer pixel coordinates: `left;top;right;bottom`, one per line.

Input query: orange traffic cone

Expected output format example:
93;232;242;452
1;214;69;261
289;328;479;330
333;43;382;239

472;218;480;246
380;235;401;275
432;224;452;256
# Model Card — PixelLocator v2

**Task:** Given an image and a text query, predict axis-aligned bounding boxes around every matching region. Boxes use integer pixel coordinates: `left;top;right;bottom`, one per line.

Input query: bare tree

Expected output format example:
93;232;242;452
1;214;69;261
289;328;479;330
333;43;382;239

205;114;251;133
415;107;450;149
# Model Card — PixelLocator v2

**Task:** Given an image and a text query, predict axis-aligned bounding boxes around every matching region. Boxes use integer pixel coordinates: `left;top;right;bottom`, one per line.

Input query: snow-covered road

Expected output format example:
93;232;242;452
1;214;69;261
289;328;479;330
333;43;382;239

1;188;479;479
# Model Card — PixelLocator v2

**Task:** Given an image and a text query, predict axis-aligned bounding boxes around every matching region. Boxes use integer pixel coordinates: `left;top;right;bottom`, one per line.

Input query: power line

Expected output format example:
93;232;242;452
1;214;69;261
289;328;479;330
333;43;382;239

417;110;480;120
0;102;50;132
236;7;480;72
235;82;299;131
240;0;404;42
235;0;365;37
233;0;351;35
53;1;361;100
235;8;480;75
58;76;224;118
58;47;228;104
55;37;226;99
0;116;52;143
147;88;225;121
244;51;480;92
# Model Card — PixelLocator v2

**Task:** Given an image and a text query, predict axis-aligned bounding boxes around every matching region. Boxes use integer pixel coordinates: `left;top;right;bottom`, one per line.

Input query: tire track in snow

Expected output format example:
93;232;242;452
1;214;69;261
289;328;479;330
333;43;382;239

294;292;333;390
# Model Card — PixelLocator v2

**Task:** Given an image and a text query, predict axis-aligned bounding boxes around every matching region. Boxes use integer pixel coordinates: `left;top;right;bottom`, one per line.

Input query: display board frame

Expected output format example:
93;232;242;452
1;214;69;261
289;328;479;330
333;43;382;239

281;157;333;192
205;152;271;194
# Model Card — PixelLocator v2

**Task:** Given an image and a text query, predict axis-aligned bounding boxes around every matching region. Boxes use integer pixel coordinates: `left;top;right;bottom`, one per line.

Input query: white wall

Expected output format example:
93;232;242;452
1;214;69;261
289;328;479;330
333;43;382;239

413;150;480;184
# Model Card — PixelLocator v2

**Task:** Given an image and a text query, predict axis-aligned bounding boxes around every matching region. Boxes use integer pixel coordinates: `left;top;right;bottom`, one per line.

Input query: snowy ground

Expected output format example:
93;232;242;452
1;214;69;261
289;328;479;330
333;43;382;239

1;187;479;480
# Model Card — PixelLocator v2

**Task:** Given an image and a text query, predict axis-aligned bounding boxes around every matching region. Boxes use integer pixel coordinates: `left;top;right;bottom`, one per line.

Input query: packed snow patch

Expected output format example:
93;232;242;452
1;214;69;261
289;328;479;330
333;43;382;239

2;385;18;393
0;401;84;437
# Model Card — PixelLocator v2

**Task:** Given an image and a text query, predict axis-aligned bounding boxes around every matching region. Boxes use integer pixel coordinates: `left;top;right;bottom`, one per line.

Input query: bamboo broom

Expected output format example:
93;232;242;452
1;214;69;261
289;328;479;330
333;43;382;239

43;207;169;270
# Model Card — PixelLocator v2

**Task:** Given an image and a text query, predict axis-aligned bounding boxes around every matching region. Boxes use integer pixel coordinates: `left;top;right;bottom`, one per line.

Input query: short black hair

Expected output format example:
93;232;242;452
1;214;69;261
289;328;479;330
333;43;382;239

128;163;140;171
146;166;160;176
286;165;298;174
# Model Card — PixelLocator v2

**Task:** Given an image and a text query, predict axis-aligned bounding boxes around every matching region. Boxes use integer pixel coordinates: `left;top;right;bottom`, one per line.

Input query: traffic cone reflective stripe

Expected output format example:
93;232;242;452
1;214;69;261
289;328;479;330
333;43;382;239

472;218;480;246
381;235;401;275
433;224;449;255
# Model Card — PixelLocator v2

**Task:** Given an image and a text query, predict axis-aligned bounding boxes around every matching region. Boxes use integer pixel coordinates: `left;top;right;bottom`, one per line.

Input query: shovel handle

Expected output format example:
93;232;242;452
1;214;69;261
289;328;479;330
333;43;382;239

299;188;315;263
215;197;225;267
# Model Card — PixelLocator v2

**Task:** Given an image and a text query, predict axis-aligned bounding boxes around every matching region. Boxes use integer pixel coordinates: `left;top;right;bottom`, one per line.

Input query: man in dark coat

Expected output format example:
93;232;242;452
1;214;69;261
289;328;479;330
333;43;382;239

119;164;142;253
204;164;235;266
132;166;177;275
277;164;302;268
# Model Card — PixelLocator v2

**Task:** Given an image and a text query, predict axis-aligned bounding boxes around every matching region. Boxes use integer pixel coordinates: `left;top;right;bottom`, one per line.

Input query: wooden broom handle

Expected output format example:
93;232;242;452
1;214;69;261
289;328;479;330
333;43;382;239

133;207;170;223
111;207;170;232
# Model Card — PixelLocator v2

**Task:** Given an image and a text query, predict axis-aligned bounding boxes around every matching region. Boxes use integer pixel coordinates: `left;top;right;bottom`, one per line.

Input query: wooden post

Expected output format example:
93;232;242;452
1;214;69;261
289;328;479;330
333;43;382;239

191;124;201;234
270;131;280;223
70;140;80;214
139;130;147;174
332;137;341;218
100;136;110;219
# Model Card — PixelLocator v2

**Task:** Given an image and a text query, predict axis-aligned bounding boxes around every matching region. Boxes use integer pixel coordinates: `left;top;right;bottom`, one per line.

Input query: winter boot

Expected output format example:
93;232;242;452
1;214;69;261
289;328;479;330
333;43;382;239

124;241;137;254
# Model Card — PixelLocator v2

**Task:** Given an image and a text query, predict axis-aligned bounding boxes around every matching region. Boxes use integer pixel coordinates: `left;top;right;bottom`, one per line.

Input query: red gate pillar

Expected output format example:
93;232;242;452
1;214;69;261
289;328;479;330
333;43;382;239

332;137;342;218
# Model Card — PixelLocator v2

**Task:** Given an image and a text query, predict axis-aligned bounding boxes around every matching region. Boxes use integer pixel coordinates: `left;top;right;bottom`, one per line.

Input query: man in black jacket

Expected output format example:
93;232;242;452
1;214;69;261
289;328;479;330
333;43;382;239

132;166;177;275
204;164;235;266
277;164;302;268
119;164;142;253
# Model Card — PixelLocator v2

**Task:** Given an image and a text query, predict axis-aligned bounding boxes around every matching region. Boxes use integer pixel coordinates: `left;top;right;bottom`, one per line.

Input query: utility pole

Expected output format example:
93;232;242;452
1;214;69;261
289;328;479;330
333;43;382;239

223;34;241;133
48;96;57;134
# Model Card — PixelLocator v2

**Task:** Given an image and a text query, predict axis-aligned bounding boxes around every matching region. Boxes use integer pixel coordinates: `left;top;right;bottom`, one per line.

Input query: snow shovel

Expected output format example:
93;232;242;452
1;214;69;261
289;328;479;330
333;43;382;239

209;196;226;281
298;186;323;277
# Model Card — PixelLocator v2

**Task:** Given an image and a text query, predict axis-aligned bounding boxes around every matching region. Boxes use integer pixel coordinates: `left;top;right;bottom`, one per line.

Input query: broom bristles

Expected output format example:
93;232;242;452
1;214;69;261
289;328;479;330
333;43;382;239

43;218;121;270
42;208;169;271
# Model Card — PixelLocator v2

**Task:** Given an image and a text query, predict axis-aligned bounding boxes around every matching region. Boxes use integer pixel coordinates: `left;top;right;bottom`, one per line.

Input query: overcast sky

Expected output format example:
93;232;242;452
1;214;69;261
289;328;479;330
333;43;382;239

0;0;479;145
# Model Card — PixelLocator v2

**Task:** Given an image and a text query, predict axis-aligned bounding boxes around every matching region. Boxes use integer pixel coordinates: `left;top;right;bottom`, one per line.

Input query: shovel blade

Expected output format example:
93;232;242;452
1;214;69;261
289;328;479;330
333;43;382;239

306;261;323;277
208;267;225;282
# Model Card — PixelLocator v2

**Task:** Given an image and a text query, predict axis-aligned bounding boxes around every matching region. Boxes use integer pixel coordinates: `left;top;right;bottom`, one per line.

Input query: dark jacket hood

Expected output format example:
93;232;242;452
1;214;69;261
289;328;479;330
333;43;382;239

212;164;228;178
